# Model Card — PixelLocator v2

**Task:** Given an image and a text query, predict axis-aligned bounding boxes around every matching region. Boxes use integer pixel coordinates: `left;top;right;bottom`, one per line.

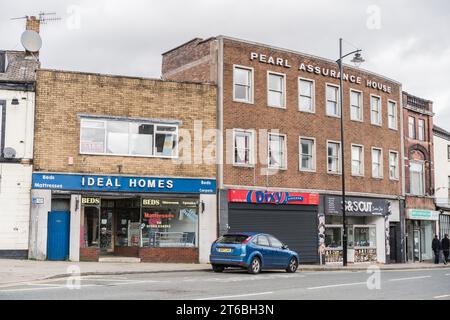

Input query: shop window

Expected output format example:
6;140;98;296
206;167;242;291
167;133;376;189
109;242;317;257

233;66;253;103
141;198;198;248
410;161;424;195
233;129;254;166
350;90;362;121
268;133;287;169
351;144;363;176
299;78;314;112
388;100;397;129
327;141;341;174
80;118;178;158
371;148;383;178
83;207;100;248
267;72;286;108
326;84;340;117
370;95;382;126
299;137;315;171
354;226;376;247
325;226;342;248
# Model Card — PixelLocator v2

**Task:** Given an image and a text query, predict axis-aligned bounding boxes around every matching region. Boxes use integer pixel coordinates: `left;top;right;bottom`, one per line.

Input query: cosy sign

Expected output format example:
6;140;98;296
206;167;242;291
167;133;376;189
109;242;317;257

228;189;319;205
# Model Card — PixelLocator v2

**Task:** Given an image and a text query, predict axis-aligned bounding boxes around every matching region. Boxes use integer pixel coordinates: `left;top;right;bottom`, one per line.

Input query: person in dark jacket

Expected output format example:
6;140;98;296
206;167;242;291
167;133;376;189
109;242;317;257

432;235;441;264
442;234;450;265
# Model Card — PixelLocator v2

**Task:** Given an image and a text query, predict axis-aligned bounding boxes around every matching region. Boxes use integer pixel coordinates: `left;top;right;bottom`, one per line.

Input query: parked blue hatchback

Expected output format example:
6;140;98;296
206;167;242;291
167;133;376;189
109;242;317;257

210;232;300;274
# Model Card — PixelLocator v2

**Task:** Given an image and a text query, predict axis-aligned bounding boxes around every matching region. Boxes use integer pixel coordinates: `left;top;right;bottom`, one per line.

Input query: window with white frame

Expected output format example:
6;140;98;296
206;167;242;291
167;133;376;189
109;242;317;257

388;101;397;129
372;148;383;178
389;151;399;180
408;116;416;139
370;96;382;125
410;161;424;195
233;129;254;166
448;145;450;160
80;118;178;158
268;133;287;169
0;102;4;157
350;90;362;121
448;176;450;201
233;66;253;103
351;145;364;176
418;119;425;141
299;78;314;112
326;85;340;117
300;138;315;171
267;72;285;108
327;141;341;173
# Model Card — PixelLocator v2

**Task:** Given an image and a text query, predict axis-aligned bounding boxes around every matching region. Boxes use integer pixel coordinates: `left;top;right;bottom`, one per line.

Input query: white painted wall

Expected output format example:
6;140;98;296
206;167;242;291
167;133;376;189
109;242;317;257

0;163;32;250
199;194;217;264
434;133;450;207
366;216;387;263
69;194;81;262
28;189;51;260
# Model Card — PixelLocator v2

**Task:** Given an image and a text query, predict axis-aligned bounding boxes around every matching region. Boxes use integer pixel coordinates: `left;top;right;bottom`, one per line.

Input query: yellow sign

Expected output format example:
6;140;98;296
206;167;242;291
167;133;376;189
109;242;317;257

81;197;100;205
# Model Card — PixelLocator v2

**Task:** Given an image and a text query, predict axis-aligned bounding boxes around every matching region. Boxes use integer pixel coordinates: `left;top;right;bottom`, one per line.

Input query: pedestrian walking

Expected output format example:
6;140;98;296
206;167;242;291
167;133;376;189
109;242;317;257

442;234;450;265
432;235;441;264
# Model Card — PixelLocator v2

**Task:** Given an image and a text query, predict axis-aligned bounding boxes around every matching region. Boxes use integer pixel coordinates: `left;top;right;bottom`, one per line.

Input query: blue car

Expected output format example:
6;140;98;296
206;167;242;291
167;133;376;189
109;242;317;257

210;232;300;274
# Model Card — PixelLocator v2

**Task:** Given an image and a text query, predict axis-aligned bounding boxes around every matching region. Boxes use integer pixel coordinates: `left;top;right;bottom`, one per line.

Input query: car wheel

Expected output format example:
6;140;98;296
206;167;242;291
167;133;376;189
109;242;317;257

212;264;225;273
248;257;261;274
286;257;298;273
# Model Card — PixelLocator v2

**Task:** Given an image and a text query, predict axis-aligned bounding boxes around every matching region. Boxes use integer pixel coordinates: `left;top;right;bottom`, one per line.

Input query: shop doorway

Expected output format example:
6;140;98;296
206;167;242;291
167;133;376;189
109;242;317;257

389;224;398;263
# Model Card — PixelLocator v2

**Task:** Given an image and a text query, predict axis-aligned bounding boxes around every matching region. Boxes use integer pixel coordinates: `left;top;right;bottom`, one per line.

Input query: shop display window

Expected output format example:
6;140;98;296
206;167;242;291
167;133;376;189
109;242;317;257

83;206;100;248
354;225;376;248
325;226;342;248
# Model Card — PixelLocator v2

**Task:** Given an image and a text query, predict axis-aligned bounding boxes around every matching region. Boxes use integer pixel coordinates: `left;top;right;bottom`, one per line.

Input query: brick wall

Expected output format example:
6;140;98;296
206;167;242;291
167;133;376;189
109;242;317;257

80;247;100;262
34;70;217;178
139;247;198;263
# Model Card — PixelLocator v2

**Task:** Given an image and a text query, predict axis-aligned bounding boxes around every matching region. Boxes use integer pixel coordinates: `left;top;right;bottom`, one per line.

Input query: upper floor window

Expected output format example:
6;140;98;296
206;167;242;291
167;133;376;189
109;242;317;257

233;66;253;103
448;145;450;160
268;133;287;169
371;147;383;178
389;151;399;180
350;90;363;121
418;119;425;141
233;129;254;167
299;78;315;113
408;116;416;139
351;144;364;176
299;137;315;171
410;161;424;195
80;118;178;158
326;84;340;117
388;101;397;130
267;72;286;108
370;95;382;126
0;101;4;157
327;141;341;174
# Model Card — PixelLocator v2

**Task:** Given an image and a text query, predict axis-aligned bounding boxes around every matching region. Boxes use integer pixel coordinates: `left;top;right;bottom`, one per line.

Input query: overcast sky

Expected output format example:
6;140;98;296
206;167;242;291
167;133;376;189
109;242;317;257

2;0;449;130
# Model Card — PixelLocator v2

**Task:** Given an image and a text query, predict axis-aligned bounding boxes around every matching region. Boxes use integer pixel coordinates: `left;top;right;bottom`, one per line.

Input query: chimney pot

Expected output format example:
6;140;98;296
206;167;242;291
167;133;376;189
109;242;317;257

26;16;40;34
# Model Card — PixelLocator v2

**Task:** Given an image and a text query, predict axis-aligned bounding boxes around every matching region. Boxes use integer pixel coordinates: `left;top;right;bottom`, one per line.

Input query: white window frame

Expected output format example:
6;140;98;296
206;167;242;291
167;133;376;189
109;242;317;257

268;132;287;170
418;119;425;141
327;140;342;175
233;64;254;104
298;77;315;113
299;136;316;172
325;83;341;118
232;129;255;167
387;100;398;130
79;118;179;159
370;94;382;126
409;160;425;196
351;144;364;177
389;150;399;181
371;147;383;179
350;89;363;122
267;71;286;109
408;116;416;139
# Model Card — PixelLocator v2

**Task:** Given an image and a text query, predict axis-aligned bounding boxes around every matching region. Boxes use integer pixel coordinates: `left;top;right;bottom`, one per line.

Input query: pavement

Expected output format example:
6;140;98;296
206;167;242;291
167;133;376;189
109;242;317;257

0;258;449;286
1;267;450;300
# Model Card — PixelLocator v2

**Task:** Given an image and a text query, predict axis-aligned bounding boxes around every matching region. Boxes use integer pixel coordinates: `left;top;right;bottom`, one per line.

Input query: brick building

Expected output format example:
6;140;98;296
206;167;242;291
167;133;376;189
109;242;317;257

162;36;404;264
402;92;438;262
29;69;217;263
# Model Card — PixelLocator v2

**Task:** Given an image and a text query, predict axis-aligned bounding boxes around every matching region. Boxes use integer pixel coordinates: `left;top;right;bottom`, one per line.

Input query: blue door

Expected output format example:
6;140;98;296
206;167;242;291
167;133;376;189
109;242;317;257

47;211;70;261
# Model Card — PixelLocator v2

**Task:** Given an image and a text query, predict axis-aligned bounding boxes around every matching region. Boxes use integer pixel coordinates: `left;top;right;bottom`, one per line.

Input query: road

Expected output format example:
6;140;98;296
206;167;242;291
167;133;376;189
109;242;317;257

0;267;450;300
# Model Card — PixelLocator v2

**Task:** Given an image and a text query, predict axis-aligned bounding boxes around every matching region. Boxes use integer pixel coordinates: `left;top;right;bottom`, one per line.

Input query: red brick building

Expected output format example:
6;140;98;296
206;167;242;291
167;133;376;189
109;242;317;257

162;36;404;264
402;92;437;262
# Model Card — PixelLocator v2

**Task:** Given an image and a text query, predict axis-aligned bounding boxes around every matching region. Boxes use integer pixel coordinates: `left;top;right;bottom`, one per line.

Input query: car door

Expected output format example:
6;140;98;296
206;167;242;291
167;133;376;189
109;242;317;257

254;235;274;267
268;235;289;267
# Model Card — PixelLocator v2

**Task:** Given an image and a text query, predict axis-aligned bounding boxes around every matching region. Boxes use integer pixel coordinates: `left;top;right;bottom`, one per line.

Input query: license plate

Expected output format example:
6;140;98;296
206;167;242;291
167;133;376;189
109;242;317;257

217;248;232;253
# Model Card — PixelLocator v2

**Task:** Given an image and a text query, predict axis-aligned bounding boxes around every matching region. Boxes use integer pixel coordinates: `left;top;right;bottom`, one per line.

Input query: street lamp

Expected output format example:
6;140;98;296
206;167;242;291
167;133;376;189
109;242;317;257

336;38;365;266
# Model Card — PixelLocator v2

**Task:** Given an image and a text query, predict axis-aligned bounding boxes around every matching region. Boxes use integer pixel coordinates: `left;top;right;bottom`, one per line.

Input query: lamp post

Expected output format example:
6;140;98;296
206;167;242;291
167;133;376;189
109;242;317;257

336;38;365;266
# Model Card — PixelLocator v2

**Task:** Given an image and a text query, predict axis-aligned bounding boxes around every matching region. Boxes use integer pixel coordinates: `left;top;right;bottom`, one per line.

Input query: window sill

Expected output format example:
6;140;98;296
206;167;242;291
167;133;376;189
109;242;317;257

233;99;254;105
268;166;288;171
300;168;316;173
372;176;384;180
298;109;316;114
327;171;342;176
79;152;178;160
326;114;341;119
350;118;364;123
233;163;255;168
351;174;365;178
370;123;383;128
267;104;286;110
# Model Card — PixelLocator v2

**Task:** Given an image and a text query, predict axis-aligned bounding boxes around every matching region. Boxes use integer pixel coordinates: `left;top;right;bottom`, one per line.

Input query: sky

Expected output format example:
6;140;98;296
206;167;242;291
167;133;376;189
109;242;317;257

2;0;449;130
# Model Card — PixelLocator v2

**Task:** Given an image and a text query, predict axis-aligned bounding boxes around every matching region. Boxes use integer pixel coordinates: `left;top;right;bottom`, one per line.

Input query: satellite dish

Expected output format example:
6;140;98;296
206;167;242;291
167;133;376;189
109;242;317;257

21;30;42;52
3;147;16;159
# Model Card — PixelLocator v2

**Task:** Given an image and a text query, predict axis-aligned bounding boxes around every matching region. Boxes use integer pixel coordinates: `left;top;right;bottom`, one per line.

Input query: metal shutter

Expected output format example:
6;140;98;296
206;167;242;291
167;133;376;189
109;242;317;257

228;203;318;264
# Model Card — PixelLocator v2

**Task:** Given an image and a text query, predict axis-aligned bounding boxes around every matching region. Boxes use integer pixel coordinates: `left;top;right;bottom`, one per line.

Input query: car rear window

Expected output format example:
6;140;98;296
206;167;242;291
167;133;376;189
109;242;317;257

216;235;250;244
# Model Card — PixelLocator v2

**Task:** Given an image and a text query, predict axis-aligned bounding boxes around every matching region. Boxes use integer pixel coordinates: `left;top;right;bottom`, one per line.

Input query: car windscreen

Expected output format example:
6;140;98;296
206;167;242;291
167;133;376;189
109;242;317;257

216;235;250;244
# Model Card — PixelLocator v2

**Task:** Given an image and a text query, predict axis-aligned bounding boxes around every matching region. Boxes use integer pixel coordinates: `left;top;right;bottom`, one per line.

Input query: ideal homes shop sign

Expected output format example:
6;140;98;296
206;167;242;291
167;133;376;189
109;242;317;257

249;52;392;94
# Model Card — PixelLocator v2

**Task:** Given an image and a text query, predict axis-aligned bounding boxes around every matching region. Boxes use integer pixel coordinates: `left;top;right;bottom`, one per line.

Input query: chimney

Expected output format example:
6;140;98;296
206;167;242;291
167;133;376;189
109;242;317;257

26;16;40;34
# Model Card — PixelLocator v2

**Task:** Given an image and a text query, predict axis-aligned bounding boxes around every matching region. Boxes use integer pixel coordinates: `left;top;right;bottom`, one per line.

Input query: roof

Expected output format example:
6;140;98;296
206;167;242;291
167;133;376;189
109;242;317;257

434;125;450;140
0;50;40;82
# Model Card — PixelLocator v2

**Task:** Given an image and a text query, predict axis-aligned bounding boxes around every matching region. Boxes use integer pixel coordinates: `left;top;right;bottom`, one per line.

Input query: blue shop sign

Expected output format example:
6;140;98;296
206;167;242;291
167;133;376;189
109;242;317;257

32;173;216;194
